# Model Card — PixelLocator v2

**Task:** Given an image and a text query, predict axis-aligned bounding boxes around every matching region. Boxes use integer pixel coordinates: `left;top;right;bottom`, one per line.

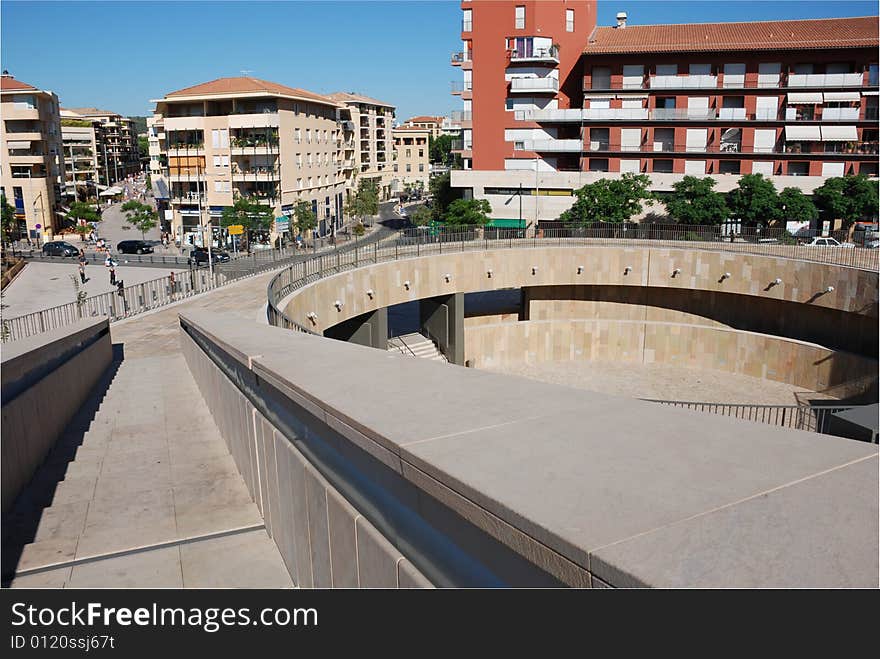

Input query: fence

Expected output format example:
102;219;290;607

644;400;858;436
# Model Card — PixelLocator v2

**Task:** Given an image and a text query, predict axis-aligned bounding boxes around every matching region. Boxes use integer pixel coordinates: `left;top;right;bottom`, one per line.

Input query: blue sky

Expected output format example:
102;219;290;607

1;1;876;120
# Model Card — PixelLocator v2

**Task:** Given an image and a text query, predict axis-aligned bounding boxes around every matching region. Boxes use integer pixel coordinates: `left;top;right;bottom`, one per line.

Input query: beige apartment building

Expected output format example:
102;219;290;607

60;109;101;198
327;92;396;200
0;73;63;239
151;77;347;246
63;108;140;184
392;126;431;192
402;115;445;138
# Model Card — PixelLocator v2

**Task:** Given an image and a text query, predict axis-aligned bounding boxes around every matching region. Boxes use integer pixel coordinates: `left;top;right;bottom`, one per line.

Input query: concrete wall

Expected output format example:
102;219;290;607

1;317;112;512
179;313;433;588
465;319;877;397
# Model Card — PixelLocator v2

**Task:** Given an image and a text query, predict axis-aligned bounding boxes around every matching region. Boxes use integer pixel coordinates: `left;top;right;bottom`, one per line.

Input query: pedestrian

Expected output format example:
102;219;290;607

78;261;87;284
116;279;126;312
169;271;176;297
109;264;116;285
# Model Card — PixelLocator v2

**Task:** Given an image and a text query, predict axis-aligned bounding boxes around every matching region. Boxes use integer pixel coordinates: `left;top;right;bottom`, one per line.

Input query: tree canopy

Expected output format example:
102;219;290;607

429;134;456;165
1;193;17;244
409;204;433;227
121;200;158;239
444;198;492;226
663;176;728;225
219;196;273;237
68;201;102;226
292;200;317;236
429;171;462;220
561;173;652;225
344;178;380;223
813;175;879;228
778;187;818;225
726;174;781;227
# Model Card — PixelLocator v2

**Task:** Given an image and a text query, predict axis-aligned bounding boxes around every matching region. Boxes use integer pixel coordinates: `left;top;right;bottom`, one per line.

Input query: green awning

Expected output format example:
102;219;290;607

487;219;527;229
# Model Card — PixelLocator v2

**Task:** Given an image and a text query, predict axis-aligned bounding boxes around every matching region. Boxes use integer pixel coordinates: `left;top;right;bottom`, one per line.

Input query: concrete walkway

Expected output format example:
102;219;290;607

6;271;293;588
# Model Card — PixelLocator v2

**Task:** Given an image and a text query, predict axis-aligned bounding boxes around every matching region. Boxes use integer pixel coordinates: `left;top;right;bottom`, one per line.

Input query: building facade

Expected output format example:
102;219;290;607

402;115;445;138
327;92;396;200
60;110;101;198
392;126;431;193
451;7;879;223
0;73;63;239
151;77;347;246
63;108;140;184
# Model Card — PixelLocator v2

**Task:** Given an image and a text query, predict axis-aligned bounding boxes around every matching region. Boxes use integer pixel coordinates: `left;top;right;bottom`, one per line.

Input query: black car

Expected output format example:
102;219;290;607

42;241;79;257
189;248;231;266
117;240;154;254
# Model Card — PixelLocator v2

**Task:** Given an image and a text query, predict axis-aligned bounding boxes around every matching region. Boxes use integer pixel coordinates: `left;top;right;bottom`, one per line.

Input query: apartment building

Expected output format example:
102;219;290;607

327;92;396;200
402;116;445;138
0;72;63;239
451;5;879;222
392;126;431;192
61;110;101;196
151;77;346;245
63;108;140;184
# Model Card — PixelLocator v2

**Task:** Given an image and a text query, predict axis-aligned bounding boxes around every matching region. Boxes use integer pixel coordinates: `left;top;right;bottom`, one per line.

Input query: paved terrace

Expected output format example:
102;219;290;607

4;271;293;588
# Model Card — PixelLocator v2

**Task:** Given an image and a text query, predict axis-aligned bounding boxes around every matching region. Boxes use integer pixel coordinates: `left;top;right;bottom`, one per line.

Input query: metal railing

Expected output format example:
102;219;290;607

266;224;879;335
644;400;858;435
387;334;418;357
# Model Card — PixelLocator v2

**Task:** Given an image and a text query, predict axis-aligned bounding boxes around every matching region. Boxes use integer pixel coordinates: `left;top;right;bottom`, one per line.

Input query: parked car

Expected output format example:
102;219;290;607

41;241;79;257
865;238;879;249
117;240;154;254
189;248;231;266
802;237;855;248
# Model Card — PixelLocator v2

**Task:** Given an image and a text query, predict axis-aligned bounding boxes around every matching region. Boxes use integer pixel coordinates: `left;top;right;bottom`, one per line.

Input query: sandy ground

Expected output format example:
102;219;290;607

2;262;185;317
487;359;831;405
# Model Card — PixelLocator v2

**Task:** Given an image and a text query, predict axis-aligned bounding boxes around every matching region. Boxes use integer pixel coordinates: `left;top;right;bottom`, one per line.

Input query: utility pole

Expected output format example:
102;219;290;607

195;161;213;279
534;156;540;234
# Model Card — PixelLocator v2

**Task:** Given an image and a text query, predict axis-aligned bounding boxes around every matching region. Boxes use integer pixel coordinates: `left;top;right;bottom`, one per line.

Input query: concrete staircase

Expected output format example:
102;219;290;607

388;333;447;362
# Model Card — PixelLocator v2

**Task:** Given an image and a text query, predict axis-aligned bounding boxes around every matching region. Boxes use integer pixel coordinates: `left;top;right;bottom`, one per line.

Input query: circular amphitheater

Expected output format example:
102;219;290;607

269;237;878;420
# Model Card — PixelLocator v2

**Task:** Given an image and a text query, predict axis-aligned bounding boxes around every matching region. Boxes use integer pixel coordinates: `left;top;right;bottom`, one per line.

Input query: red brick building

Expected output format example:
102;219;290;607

451;4;879;223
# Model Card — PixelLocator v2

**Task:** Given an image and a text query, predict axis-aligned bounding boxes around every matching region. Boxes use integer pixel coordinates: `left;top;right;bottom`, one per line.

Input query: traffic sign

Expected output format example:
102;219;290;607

228;224;244;235
275;217;290;232
35;223;41;229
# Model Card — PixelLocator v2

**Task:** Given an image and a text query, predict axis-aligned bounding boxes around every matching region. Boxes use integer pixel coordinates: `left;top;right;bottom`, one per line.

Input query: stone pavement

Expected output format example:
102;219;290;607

6;270;293;588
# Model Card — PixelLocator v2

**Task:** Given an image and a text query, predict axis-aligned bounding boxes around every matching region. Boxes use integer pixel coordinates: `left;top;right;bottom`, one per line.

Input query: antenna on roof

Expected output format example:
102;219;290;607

240;69;253;77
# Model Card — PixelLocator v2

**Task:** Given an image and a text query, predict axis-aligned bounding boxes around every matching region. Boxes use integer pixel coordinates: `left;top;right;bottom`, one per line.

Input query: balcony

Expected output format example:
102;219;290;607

650;75;718;89
652;108;717;121
788;73;864;88
450;81;472;95
821;107;861;121
231;166;280;180
340;120;355;132
450;51;470;66
517;139;582;152
451;111;472;125
509;77;559;94
461;19;472;32
718;108;747;120
509;46;559;65
171;192;206;204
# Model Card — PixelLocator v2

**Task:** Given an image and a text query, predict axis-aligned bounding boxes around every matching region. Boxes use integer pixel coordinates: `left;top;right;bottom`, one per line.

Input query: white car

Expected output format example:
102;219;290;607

803;237;855;248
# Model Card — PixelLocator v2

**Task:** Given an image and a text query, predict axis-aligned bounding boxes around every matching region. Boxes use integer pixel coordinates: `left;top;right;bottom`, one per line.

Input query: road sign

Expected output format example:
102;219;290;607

228;224;244;235
275;217;290;233
35;223;41;229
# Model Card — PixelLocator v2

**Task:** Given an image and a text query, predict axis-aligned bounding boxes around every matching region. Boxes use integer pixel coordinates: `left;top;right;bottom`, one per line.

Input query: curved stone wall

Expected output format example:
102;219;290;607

464;320;877;398
285;247;877;335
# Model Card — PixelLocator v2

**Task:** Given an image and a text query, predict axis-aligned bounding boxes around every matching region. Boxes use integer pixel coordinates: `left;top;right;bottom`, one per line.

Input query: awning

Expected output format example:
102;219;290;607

784;125;821;141
823;91;861;102
821;125;858;141
787;92;822;104
99;186;124;196
7;140;31;150
151;177;169;199
862;90;879;96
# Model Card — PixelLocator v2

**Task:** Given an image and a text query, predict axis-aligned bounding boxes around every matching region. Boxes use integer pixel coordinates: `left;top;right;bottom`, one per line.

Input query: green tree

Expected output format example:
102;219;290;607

352;222;366;237
726;174;781;227
292;200;318;237
219;196;273;244
813;175;879;229
429;134;455;165
68;201;101;226
664;176;729;225
561;173;652;225
778;187;819;225
1;193;17;245
344;178;380;226
429;171;461;219
137;135;149;159
121;200;158;239
445;198;492;226
409;204;433;227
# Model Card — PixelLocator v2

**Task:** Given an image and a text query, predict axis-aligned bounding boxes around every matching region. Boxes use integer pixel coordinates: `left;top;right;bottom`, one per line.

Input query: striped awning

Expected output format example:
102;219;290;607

787;92;822;104
823;91;861;102
820;125;858;141
784;125;820;141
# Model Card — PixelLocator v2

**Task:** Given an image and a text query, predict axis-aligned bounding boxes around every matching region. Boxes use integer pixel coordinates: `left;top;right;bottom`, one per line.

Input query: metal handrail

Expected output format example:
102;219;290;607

388;334;418;358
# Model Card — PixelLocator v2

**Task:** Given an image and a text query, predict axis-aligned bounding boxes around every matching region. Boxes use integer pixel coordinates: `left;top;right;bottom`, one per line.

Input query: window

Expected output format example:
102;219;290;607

515;6;525;29
393;164;398;172
622;65;644;89
718;161;740;175
295;128;301;143
406;148;411;157
307;153;312;166
419;164;424;172
684;160;706;175
297;178;303;189
462;8;472;31
418;149;424;157
822;162;845;177
619;159;640;173
869;64;879;86
787;162;809;176
406;164;412;172
652;159;673;173
306;129;311;143
589;158;609;172
211;129;229;148
308;177;313;187
591;66;611;89
566;8;574;32
296;154;302;167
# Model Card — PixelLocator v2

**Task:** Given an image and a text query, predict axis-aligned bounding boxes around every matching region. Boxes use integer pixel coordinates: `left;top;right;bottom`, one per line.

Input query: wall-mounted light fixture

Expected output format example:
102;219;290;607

825;286;835;293
721;272;731;280
487;269;493;278
334;300;343;310
404;280;411;290
366;289;374;299
531;266;538;275
672;268;681;277
306;312;317;324
624;266;632;275
444;273;452;282
577;266;584;274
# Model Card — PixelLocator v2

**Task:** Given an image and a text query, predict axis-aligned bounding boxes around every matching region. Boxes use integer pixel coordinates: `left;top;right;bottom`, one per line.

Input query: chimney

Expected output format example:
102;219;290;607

616;12;627;29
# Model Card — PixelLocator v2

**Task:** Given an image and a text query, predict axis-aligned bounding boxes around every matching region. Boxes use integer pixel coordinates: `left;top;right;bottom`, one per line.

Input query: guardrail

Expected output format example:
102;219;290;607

644;400;856;435
266;224;879;334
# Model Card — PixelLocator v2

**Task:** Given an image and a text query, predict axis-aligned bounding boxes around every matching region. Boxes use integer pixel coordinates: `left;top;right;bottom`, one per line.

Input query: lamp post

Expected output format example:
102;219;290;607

194;161;213;279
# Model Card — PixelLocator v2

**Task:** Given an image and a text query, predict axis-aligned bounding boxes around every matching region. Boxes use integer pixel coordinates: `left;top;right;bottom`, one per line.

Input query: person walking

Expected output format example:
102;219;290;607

78;261;87;284
109;263;116;286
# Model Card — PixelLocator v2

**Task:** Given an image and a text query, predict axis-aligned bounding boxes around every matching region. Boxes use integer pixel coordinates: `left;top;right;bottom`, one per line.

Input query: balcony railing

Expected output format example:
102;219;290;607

450;81;472;94
450;51;469;65
650;75;718;89
451;110;472;122
821;107;861;121
509;46;559;64
517;139;582;152
172;192;206;203
652;108;717;121
718;108;747;120
788;73;864;88
509;77;559;93
461;19;472;31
